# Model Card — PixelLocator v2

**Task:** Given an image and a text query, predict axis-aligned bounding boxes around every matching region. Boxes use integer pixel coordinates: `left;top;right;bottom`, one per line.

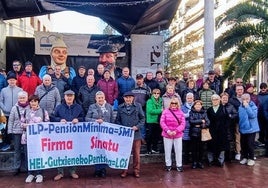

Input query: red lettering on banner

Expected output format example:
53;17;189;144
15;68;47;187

90;136;119;152
41;138;73;151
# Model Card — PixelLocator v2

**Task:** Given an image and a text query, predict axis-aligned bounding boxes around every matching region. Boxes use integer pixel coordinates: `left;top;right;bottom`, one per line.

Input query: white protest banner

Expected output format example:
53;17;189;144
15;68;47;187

26;122;134;171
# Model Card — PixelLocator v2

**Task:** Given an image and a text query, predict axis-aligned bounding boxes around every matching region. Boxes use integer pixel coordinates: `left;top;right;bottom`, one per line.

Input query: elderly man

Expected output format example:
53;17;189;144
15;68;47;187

39;38;76;80
77;75;100;114
115;91;145;178
34;74;61;115
51;90;84;181
96;44;122;80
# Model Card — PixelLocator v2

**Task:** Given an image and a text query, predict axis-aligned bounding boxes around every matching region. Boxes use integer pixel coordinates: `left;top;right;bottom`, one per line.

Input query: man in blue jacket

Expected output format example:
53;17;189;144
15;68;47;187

51;90;84;181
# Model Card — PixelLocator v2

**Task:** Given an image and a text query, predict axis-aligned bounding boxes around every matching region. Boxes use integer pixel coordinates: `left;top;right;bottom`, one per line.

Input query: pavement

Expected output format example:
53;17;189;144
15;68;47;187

1;156;268;188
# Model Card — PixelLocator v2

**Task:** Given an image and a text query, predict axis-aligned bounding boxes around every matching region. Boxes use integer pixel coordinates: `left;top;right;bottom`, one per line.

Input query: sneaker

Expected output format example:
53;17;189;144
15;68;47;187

54;174;63;181
240;158;247;165
35;174;43;183
247;159;255;166
235;153;241;161
0;144;10;151
151;150;160;154
25;174;35;183
71;173;79;179
145;151;152;156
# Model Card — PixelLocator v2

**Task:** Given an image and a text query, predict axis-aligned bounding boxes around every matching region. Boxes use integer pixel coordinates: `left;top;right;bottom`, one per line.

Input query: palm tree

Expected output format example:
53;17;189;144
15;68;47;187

215;0;268;81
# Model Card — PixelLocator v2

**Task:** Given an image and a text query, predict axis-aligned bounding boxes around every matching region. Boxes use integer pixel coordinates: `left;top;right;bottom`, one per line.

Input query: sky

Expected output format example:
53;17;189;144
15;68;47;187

51;11;106;34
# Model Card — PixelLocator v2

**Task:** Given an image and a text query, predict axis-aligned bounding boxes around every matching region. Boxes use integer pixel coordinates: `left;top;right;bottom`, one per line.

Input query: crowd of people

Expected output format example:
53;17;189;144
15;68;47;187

0;40;267;183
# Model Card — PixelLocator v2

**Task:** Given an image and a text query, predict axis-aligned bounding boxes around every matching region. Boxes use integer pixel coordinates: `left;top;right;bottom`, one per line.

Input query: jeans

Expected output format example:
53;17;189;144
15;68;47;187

12;134;22;169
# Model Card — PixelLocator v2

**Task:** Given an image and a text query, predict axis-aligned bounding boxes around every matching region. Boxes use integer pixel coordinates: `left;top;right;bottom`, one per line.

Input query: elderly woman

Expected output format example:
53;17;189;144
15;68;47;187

8;91;30;173
239;93;260;166
207;94;228;167
146;88;163;154
34;74;61;115
162;84;182;109
160;97;185;172
22;95;49;183
189;100;209;169
85;91;113;178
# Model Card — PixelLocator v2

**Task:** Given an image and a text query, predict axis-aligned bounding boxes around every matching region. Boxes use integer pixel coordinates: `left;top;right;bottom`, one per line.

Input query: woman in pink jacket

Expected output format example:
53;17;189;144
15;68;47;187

160;97;186;172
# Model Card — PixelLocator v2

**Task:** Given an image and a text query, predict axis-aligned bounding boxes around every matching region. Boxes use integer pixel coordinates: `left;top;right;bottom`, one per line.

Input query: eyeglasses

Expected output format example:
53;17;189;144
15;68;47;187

236;81;243;83
153;93;160;95
13;64;21;66
171;102;178;105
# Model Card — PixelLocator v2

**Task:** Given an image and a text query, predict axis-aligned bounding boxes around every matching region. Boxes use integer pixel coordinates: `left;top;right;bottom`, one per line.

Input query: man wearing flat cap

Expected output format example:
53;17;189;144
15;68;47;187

115;91;145;178
96;44;122;80
39;38;76;80
50;89;84;181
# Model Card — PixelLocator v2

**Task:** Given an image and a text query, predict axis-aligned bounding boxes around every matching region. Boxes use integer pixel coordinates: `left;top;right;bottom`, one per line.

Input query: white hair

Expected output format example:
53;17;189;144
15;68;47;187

18;91;28;97
42;74;51;81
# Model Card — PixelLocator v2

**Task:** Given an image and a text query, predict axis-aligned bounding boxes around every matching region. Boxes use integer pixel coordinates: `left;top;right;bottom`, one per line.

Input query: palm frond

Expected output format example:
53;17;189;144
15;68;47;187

216;1;268;28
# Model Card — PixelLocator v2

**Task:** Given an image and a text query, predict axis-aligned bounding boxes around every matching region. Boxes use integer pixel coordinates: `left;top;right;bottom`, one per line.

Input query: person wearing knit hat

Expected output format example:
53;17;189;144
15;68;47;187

38;38;76;80
245;83;258;107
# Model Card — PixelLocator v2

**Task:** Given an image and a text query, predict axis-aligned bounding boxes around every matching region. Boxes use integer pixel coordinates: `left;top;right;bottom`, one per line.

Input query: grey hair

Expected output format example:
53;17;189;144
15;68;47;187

18;91;28;97
186;92;194;98
211;94;220;100
42;74;51;81
241;93;250;100
95;91;105;96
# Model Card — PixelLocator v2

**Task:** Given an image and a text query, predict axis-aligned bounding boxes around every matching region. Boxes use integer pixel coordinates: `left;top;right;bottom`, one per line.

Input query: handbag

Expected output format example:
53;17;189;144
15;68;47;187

201;128;212;141
169;109;180;124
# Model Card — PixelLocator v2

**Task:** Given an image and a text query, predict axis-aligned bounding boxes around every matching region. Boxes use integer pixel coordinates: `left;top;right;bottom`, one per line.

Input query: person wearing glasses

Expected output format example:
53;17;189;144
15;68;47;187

206;94;229;167
160;98;185;172
7;60;23;79
146;88;163;155
228;78;245;98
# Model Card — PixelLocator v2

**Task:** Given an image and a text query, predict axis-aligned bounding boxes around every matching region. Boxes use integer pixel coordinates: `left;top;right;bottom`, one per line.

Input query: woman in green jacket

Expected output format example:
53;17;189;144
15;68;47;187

146;88;163;154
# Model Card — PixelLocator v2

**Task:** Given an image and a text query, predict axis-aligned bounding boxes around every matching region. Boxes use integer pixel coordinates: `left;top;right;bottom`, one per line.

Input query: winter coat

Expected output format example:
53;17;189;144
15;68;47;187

146;96;163;123
71;75;86;95
229;96;242;123
199;88;215;110
189;107;210;138
117;76;135;104
181;87;199;104
97;78;119;105
132;84;151;109
160;108;185;139
206;78;221;94
0;85;23;116
7;103;30;134
35;84;61;115
51;102;84;122
223;102;238;141
238;101;260;134
51;73;70;99
85;102;113;123
77;84;100;114
144;79;159;91
207;105;229;152
0;74;7;92
181;102;193;140
17;71;42;96
257;91;268;116
115;102;145;140
162;92;182;109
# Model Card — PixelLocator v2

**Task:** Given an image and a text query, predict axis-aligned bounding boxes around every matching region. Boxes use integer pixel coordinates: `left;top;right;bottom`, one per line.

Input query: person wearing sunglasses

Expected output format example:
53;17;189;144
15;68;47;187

160;97;185;172
146;88;163;155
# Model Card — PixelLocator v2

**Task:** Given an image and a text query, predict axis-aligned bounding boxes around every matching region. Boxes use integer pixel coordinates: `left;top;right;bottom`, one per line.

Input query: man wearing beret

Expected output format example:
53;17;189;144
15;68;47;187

115;91;145;178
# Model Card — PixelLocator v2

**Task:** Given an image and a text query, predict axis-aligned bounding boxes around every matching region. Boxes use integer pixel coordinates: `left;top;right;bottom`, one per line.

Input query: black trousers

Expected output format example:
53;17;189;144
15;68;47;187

241;132;256;160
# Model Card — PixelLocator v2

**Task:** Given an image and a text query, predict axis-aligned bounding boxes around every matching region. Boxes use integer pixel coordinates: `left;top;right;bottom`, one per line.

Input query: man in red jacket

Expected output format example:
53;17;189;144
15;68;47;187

17;61;42;96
